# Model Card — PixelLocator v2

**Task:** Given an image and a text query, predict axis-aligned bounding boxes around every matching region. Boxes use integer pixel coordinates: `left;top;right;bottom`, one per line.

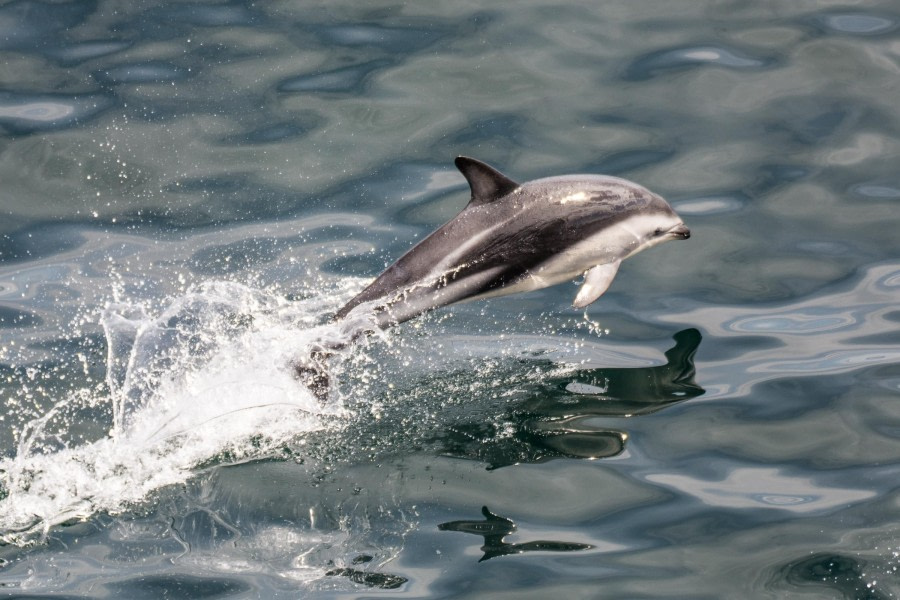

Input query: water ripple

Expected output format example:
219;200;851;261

812;11;899;36
0;0;93;50
278;60;393;94
0;306;41;328
726;312;856;335
852;182;900;200
623;44;771;81
646;467;876;513
0;92;115;134
765;349;900;374
314;23;443;52
673;194;745;216
47;40;132;65
658;261;900;398
219;118;322;145
154;3;260;27
95;61;190;85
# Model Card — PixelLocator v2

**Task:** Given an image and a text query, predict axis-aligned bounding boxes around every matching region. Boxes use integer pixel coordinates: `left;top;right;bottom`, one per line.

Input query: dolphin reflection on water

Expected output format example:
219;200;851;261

437;328;704;469
439;506;593;562
297;156;691;397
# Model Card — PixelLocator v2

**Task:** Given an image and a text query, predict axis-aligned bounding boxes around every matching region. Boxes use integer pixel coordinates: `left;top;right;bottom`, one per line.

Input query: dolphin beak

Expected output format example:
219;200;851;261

669;223;691;239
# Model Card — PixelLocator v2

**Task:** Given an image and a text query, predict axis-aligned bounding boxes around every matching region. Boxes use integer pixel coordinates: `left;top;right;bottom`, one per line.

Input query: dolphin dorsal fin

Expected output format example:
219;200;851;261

455;156;520;205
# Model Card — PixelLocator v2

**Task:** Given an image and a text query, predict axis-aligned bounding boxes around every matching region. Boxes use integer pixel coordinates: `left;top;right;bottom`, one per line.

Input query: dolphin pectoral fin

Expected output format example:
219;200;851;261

573;260;621;308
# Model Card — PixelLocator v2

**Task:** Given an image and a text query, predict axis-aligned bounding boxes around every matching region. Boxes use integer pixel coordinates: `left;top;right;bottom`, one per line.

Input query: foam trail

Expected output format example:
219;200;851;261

0;281;353;546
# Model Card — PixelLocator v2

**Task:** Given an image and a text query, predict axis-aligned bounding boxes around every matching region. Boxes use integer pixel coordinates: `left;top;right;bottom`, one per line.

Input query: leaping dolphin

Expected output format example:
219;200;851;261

335;156;690;328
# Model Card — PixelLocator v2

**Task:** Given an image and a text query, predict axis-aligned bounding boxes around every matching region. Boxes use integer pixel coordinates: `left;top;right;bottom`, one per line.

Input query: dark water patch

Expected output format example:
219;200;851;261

46;39;132;66
701;333;784;362
443;114;529;149
588;112;633;126
278;59;393;94
884;310;900;324
316;158;464;223
320;254;386;278
702;249;861;305
382;161;461;199
584;148;675;175
777;553;890;599
163;174;301;224
844;328;900;347
219;116;323;145
297;224;383;246
190;237;286;275
393;193;461;229
730;376;846;421
107;574;251;599
0;92;116;136
761;97;871;147
586;107;691;138
113;93;262;125
0;305;42;328
112;3;261;42
0;224;86;263
0;595;80;600
622;44;772;81
149;2;262;27
350;159;469;225
652;510;756;547
863;362;900;390
94;61;191;85
189;41;243;63
35;282;81;305
742;163;811;199
807;11;899;37
28;332;106;362
0;0;96;50
0;334;108;435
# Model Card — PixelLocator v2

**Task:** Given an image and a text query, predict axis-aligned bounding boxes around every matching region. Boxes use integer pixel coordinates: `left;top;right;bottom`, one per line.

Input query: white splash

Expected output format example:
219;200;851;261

0;280;353;546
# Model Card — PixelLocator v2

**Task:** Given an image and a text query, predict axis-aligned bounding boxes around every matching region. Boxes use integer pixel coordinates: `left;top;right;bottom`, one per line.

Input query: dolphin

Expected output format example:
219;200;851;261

335;156;690;328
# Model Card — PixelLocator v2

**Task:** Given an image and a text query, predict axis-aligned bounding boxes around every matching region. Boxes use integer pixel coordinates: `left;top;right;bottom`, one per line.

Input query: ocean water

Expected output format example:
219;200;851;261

1;0;899;597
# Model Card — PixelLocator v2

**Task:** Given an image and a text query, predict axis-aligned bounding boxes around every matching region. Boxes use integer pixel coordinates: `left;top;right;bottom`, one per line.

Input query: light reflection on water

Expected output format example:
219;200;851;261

0;102;75;121
653;261;900;401
645;466;876;513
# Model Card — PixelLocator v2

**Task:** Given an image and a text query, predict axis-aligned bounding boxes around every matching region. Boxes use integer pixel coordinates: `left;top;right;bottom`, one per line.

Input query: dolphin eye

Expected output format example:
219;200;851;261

653;227;664;236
